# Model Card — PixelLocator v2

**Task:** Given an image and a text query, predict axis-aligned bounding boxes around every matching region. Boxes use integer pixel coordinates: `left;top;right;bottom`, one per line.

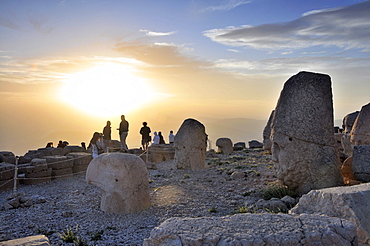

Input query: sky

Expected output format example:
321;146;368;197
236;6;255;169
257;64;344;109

1;0;369;155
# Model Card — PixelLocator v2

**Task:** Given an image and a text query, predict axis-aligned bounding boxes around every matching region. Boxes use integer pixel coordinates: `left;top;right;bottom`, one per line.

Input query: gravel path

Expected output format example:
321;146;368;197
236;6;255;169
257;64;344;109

0;149;276;246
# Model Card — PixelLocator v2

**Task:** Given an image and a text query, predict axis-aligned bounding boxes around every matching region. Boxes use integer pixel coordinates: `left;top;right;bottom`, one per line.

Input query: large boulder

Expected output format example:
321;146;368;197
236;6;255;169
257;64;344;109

262;110;275;153
143;213;357;246
351;103;370;146
352;145;370;182
216;138;233;154
0;235;50;246
290;182;370;245
248;140;263;148
271;71;343;194
174;119;208;170
86;153;150;214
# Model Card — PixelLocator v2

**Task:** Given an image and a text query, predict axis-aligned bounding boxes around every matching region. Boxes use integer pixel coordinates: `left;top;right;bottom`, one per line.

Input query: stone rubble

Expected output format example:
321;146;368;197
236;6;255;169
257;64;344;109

0;149;281;246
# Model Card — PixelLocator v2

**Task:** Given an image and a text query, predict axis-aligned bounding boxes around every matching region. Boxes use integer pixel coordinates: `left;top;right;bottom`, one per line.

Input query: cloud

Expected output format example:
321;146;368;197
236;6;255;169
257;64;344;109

140;29;177;37
200;0;252;12
203;1;370;51
212;55;370;79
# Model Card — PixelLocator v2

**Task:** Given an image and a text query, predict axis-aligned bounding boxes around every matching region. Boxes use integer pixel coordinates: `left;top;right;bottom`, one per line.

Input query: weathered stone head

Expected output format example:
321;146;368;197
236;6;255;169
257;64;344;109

271;71;343;194
174;118;207;170
216;138;233;154
86;153;150;214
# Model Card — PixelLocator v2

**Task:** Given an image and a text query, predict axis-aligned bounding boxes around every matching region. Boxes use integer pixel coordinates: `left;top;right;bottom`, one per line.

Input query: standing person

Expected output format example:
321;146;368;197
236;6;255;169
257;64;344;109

102;120;111;152
152;131;160;145
139;122;151;151
118;115;129;152
90;132;101;158
158;131;165;144
168;130;175;144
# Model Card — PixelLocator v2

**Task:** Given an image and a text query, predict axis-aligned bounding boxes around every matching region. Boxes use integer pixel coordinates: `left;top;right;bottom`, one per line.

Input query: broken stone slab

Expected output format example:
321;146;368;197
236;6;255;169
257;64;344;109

290;182;370;245
143;213;357;246
0;235;50;246
352;145;370;182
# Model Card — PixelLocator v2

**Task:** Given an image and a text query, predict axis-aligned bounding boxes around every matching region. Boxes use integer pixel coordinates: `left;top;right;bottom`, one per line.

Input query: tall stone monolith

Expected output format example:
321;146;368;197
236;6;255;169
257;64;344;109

174;118;207;170
350;103;370;146
271;71;343;194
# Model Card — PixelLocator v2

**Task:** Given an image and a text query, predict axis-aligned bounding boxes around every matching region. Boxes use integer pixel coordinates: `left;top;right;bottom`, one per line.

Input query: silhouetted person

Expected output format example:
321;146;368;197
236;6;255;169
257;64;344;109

57;140;66;148
169;130;175;144
152;131;159;145
158;131;165;144
118;115;129;152
81;142;86;151
140;122;151;151
90;132;101;158
45;142;53;148
103;120;111;152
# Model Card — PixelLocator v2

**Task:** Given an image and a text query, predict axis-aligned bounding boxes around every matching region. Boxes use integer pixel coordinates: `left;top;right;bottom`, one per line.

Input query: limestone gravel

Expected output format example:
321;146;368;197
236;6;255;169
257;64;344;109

0;149;276;246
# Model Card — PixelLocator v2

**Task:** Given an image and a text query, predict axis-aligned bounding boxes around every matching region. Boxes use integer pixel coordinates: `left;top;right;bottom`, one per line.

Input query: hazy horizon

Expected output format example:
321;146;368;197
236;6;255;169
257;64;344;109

1;0;369;155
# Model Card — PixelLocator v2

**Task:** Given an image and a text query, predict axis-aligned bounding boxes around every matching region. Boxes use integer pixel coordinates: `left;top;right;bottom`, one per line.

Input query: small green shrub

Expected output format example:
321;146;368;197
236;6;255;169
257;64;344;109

208;207;217;213
59;226;79;243
236;206;248;213
183;174;190;179
90;229;104;241
263;184;297;200
73;237;89;246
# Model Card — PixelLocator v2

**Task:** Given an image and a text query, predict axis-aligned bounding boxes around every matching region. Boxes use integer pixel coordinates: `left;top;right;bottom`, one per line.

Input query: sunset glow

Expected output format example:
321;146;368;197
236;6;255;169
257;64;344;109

60;63;153;117
1;0;369;155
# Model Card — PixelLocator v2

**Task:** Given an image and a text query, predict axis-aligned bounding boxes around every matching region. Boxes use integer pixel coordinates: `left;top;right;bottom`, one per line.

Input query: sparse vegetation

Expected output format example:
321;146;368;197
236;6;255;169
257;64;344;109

59;226;79;243
208;207;217;213
90;229;104;241
183;174;190;179
236;206;248;213
263;183;297;200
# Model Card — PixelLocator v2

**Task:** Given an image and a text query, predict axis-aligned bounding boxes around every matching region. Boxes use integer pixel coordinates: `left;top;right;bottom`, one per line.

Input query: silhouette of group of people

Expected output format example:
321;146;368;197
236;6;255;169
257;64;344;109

140;122;175;151
88;115;176;158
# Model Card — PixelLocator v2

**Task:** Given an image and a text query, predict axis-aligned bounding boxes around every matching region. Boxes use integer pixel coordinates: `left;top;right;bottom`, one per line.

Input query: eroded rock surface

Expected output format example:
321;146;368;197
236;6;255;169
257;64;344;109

271;71;343;193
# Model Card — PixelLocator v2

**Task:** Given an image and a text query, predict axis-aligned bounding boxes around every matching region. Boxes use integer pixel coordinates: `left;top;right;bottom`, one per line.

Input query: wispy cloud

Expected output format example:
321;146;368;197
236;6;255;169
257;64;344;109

140;29;177;37
204;1;370;51
200;0;252;12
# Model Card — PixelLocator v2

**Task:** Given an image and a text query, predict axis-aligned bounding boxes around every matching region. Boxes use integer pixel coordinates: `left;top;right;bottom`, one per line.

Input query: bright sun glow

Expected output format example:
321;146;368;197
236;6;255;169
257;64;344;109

60;63;153;117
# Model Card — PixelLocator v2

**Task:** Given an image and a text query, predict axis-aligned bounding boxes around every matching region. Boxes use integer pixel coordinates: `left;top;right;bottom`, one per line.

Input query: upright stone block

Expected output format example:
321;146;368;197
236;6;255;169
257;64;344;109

271;71;343;194
174;118;207;170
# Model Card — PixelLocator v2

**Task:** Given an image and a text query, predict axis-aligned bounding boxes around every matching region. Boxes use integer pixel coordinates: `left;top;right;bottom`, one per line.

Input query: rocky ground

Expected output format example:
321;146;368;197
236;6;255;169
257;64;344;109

0;149;288;246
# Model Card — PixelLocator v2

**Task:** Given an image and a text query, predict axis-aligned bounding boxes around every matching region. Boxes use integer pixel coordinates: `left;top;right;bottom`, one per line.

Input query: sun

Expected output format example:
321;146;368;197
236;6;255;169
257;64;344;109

60;63;153;117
